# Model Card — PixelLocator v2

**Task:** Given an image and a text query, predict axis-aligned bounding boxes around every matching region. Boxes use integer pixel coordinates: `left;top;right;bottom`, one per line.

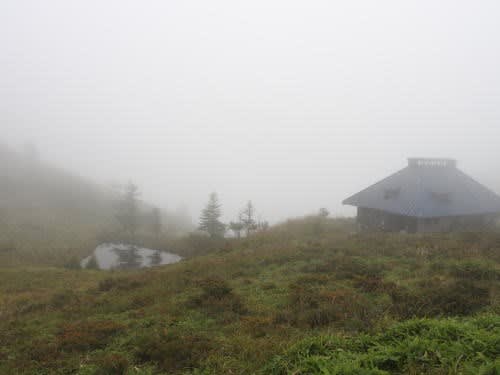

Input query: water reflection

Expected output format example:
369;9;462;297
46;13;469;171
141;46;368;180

114;245;142;269
81;243;181;270
149;250;162;266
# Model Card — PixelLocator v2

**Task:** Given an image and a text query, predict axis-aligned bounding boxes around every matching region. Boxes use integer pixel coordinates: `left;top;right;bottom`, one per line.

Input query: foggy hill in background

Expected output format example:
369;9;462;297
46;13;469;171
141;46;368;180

0;143;193;265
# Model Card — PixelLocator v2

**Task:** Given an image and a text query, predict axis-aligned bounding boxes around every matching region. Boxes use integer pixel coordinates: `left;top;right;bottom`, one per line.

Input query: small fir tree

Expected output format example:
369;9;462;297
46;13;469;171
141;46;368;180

319;207;330;218
115;181;140;238
199;192;226;237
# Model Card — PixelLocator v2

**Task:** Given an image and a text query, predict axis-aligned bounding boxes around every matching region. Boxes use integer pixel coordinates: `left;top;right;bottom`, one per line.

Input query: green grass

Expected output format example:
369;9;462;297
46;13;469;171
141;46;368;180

264;315;500;375
1;217;499;374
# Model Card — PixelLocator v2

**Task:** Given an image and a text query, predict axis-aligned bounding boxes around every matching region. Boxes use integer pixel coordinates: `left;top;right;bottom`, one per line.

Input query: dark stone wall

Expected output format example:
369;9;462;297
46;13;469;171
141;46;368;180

357;207;417;233
357;207;499;233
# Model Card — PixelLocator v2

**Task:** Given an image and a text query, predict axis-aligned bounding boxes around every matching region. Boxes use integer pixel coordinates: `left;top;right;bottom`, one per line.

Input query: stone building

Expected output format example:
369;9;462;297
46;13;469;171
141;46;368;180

343;158;500;232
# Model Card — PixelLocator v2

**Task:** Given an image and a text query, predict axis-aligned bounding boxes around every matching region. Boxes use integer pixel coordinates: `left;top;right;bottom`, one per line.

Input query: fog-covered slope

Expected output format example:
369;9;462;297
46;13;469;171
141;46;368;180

0;144;191;265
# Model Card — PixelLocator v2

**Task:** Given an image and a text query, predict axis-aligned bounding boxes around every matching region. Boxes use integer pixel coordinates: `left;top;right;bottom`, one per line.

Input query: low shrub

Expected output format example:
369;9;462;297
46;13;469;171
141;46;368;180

448;261;499;281
353;276;396;294
198;277;233;299
63;256;81;270
261;281;277;290
24;337;61;364
94;352;129;375
294;274;330;286
303;256;385;280
49;289;79;309
334;258;386;279
133;329;213;372
240;316;275;338
170;234;228;258
286;284;380;330
98;277;144;292
390;279;490;318
188;277;246;318
15;299;46;315
129;295;155;309
57;320;124;351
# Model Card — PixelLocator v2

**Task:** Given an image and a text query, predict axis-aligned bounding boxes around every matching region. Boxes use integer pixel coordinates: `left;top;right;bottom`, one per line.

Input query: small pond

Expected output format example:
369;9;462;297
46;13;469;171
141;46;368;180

81;243;182;270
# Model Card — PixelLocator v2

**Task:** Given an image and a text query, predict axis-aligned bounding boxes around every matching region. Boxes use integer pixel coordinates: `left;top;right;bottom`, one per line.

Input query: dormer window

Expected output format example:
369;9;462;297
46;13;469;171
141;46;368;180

384;188;400;200
431;192;452;204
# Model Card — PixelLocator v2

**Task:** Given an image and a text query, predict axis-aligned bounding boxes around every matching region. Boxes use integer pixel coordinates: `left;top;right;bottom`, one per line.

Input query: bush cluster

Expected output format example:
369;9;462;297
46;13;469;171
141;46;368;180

389;279;490;318
188;277;246;318
280;282;381;330
98;277;144;292
57;320;124;351
133;329;213;373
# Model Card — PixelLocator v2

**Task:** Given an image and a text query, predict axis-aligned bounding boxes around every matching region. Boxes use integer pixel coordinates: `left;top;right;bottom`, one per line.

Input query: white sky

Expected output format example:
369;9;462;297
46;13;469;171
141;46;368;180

2;1;500;223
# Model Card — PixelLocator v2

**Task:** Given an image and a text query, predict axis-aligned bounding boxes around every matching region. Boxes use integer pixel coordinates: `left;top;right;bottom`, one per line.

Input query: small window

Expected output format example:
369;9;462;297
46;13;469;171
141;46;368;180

431;192;452;204
384;188;400;200
424;218;440;225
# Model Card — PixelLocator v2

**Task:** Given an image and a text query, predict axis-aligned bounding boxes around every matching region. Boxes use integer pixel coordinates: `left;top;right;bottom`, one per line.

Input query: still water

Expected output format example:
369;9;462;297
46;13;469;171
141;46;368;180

81;243;182;270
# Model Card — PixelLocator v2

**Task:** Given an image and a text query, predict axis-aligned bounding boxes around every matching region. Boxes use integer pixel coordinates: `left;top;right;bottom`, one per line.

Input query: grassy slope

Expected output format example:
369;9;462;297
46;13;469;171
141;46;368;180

0;217;499;374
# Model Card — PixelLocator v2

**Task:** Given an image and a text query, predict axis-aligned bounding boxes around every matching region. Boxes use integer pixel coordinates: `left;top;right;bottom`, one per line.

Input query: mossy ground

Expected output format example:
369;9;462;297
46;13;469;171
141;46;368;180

1;217;499;374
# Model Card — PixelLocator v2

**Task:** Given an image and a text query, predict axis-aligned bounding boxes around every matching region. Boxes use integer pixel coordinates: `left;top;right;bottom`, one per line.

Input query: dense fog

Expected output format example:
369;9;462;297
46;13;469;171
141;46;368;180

2;0;500;223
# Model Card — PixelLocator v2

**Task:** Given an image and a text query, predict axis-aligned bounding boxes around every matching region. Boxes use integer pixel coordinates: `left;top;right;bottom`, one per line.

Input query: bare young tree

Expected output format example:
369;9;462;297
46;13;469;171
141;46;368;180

239;200;257;236
256;220;269;232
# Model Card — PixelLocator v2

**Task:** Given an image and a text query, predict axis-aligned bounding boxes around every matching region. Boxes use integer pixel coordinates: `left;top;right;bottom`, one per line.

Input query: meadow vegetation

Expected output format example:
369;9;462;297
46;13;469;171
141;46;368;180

1;216;499;374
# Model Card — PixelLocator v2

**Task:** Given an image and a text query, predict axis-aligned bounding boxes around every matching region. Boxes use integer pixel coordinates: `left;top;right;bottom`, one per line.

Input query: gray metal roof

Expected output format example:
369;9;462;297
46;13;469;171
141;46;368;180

343;158;500;218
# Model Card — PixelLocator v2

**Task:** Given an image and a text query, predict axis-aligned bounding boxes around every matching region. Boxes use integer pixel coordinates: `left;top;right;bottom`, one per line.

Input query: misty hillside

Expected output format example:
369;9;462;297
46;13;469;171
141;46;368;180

1;218;499;374
0;144;191;265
